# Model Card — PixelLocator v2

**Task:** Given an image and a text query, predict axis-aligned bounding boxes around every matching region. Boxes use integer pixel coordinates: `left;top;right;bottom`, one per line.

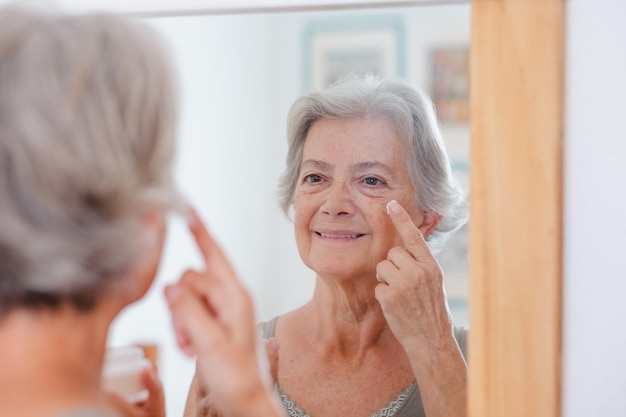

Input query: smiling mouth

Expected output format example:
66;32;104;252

316;232;364;239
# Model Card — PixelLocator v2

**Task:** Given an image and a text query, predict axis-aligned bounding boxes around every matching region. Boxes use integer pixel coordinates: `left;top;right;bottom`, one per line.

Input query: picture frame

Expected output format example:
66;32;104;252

302;15;405;92
429;46;470;124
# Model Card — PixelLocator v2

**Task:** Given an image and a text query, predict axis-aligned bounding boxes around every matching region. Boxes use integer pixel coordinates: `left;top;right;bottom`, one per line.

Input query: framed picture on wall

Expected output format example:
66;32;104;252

430;46;469;124
303;15;405;92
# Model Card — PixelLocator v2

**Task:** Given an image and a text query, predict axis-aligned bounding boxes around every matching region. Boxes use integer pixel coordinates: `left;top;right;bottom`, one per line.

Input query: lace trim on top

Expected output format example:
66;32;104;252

277;382;417;417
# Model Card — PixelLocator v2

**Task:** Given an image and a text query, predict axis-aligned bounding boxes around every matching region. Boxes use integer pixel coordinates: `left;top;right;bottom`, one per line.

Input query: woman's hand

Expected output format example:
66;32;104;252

106;365;165;417
184;337;280;417
375;200;466;417
374;199;453;347
165;209;284;417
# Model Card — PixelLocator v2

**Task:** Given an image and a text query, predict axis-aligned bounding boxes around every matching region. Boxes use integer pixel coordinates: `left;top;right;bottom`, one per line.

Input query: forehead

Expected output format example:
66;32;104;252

303;116;407;161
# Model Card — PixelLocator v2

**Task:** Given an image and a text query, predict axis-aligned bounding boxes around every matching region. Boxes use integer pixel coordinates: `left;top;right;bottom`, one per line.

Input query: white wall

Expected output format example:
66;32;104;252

563;1;626;416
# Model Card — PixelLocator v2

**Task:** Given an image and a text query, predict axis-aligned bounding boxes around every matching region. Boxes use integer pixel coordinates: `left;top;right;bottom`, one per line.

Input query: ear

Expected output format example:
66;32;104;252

417;210;442;239
127;207;168;303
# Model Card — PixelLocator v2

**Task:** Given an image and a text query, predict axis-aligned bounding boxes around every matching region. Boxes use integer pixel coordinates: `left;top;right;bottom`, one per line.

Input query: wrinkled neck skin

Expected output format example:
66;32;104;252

0;298;123;417
302;272;396;357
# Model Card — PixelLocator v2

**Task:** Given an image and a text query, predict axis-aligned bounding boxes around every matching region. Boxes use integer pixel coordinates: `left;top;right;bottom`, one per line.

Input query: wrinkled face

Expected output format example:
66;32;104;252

293;116;426;281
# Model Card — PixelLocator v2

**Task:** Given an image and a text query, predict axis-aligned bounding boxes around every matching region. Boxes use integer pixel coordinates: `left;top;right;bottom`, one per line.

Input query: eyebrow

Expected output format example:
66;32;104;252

352;161;394;174
301;159;331;171
301;159;395;174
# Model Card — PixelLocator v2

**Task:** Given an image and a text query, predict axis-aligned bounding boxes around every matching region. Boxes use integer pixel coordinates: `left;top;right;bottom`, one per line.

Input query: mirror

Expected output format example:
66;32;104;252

107;4;471;416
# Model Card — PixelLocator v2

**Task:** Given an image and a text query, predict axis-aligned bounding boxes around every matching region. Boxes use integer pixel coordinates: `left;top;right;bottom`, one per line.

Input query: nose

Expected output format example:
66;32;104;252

321;180;354;217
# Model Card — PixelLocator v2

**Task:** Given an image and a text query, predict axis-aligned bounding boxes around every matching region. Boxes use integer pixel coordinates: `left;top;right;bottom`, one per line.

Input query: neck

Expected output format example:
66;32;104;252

0;302;119;417
303;274;396;355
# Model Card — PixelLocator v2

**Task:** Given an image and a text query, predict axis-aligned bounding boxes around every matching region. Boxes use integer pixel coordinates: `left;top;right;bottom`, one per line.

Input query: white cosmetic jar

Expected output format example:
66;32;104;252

102;346;150;403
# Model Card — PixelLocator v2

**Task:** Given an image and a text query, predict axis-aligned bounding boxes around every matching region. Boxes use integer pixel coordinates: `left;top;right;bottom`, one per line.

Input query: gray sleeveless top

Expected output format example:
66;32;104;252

53;409;119;417
259;317;467;417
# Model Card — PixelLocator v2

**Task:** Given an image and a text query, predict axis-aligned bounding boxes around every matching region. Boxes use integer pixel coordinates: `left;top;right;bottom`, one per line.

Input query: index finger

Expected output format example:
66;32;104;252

386;199;434;262
187;207;218;263
187;207;239;287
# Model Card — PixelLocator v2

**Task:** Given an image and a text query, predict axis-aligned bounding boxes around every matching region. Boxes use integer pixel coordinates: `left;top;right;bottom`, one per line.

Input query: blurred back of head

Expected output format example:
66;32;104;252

0;6;182;315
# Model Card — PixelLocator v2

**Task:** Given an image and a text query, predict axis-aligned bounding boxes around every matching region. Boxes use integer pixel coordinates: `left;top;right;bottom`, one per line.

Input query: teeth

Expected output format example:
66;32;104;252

319;233;359;239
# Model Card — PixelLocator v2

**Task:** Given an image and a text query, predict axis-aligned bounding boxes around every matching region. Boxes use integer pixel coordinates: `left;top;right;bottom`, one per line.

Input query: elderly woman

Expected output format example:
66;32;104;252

0;7;281;417
185;75;468;417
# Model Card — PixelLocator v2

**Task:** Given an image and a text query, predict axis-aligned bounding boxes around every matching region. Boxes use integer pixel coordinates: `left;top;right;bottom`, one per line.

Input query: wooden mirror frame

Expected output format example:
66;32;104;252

54;0;565;416
469;1;563;417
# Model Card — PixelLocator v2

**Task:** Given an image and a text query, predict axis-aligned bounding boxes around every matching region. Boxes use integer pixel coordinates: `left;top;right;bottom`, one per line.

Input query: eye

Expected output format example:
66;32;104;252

363;177;384;186
304;174;323;183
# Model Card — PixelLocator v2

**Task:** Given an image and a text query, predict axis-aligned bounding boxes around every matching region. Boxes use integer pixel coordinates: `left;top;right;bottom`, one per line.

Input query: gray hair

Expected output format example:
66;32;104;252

0;7;182;313
278;74;468;254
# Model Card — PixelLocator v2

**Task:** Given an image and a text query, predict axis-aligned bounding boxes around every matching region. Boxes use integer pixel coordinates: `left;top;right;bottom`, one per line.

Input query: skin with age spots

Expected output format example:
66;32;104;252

293;116;437;283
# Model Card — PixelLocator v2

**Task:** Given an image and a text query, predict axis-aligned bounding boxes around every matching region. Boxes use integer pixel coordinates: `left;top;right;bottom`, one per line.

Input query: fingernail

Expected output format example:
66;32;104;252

386;200;399;215
164;284;181;303
143;361;156;375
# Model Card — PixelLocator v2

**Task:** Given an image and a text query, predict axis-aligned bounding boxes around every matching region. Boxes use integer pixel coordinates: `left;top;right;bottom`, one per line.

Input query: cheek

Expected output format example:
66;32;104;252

292;210;313;263
373;204;417;248
368;211;397;247
395;198;425;227
293;210;306;236
293;201;314;241
293;190;319;221
382;222;402;250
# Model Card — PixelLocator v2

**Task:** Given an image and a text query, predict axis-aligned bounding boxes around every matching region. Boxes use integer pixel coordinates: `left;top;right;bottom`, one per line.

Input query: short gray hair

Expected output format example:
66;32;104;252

278;74;468;254
0;7;182;313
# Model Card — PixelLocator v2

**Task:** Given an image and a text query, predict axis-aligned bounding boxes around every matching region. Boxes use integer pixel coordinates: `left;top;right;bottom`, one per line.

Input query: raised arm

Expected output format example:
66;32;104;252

375;200;467;417
165;209;284;417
